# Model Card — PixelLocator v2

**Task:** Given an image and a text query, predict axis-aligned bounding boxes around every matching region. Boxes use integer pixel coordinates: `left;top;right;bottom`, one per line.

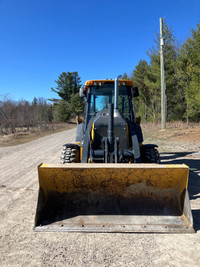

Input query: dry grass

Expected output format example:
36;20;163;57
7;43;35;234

142;121;200;142
0;123;76;147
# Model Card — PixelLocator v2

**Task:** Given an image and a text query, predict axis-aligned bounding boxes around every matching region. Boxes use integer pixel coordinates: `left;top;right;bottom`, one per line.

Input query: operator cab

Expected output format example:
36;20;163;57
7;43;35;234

83;80;136;125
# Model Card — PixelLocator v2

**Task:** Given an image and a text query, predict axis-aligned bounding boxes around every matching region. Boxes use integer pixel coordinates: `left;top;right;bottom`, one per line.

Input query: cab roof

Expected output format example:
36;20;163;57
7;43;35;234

85;80;133;87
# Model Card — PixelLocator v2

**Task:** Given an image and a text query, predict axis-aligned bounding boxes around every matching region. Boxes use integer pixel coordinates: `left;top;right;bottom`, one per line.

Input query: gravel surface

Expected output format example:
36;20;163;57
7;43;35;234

0;128;200;267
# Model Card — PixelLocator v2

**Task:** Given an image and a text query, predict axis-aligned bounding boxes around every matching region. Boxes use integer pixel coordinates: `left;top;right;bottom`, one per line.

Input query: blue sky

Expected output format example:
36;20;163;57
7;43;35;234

0;0;199;102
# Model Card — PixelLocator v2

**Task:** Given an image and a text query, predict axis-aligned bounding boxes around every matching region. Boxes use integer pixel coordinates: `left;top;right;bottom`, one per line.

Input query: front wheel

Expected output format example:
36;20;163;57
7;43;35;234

60;145;79;164
140;146;160;163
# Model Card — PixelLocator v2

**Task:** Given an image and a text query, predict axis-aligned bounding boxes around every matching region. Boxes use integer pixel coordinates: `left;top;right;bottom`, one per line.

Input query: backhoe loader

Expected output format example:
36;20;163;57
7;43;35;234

34;75;194;233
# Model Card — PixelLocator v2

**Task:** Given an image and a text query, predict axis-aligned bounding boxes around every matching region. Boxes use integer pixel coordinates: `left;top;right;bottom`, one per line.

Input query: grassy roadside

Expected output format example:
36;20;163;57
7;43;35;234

142;122;200;142
0;121;199;148
142;122;200;153
0;123;76;147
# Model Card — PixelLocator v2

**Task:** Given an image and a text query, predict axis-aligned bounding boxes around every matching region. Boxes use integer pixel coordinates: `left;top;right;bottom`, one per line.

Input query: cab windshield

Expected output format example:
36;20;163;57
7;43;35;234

88;84;132;120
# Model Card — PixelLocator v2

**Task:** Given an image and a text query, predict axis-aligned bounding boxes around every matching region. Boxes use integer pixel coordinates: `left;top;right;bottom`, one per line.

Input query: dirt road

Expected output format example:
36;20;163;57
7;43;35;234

0;128;200;266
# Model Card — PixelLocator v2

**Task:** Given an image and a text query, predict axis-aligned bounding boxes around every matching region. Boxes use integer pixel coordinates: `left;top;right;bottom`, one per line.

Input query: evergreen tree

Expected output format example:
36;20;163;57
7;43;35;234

51;72;81;102
70;93;84;116
177;23;200;122
32;97;38;105
131;60;151;121
122;72;129;79
50;72;84;121
54;100;71;122
128;20;200;123
146;20;184;121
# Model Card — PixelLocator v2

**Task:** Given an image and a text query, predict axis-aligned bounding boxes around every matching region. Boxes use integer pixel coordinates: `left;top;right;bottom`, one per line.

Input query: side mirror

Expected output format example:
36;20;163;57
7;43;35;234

79;87;86;98
132;87;139;97
76;116;84;125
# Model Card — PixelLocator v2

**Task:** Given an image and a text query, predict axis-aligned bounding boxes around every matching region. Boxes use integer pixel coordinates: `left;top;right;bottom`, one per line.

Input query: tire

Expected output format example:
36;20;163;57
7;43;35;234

141;146;160;164
60;147;77;164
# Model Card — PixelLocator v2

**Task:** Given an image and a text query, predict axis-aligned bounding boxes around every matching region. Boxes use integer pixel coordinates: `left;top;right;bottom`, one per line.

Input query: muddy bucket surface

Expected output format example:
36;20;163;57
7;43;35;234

34;163;194;233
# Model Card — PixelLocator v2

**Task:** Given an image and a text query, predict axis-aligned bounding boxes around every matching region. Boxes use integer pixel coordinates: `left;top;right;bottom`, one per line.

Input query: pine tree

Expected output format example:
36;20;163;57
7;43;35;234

50;72;84;121
131;60;151;121
70;93;84;116
54;100;71;122
51;72;82;102
177;23;200;122
122;72;129;79
146;20;184;121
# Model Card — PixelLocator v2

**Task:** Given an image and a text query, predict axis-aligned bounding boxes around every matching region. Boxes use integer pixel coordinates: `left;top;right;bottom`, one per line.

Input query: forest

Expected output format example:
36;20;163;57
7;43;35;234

0;20;199;134
130;21;200;124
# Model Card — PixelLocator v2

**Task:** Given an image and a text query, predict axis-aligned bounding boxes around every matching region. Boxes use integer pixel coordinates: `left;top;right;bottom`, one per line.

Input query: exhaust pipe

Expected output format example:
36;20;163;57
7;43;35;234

114;75;122;113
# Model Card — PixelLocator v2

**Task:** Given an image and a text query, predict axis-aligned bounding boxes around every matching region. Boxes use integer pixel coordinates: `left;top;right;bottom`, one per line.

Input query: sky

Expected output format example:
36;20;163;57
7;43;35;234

0;0;200;102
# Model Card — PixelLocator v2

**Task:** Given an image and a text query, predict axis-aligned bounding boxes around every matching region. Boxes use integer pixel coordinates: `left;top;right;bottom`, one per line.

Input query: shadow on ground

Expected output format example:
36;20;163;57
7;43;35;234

161;152;200;231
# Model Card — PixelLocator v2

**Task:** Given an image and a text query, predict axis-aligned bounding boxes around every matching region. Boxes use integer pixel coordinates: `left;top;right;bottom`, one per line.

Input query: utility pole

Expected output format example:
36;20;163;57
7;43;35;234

160;17;166;129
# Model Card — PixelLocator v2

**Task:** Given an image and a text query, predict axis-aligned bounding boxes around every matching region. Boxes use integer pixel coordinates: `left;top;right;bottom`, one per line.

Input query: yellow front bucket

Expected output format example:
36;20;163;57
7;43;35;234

34;163;194;233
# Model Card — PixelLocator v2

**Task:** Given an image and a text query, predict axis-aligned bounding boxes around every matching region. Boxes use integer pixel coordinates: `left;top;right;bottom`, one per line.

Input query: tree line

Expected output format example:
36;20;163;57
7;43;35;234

0;97;54;134
129;21;200;123
0;72;84;134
